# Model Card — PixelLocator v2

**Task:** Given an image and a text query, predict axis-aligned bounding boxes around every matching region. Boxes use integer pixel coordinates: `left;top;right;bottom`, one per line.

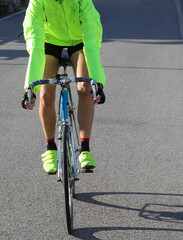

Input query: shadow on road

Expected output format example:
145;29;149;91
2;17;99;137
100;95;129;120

73;226;183;240
94;0;182;41
73;191;183;239
0;13;25;45
0;49;27;60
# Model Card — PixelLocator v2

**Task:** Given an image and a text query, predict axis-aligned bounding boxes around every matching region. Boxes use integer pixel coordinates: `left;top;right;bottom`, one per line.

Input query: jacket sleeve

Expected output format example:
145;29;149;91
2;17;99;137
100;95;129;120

79;0;106;86
23;0;46;93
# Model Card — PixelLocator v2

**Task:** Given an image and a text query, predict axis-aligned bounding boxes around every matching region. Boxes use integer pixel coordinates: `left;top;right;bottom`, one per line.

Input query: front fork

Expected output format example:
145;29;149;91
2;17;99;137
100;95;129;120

57;122;78;181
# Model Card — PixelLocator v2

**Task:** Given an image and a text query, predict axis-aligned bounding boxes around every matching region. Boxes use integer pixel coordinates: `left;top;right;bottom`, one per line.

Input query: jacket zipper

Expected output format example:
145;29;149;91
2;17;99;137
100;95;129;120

61;4;70;40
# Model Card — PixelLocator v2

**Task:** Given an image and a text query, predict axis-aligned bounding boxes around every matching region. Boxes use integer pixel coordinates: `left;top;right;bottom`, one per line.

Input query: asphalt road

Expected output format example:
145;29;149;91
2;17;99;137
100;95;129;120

1;0;183;239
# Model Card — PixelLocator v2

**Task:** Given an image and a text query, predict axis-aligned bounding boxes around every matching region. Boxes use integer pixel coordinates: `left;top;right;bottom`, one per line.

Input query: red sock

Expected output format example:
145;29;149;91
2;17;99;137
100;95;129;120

46;137;55;143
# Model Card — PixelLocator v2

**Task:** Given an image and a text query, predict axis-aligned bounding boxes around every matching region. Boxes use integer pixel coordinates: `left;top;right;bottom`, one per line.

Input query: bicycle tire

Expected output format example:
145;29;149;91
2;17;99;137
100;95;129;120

62;124;75;234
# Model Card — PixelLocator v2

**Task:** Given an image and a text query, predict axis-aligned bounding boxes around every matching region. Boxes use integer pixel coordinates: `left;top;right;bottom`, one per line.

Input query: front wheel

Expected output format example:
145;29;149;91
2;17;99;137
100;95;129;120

62;124;75;234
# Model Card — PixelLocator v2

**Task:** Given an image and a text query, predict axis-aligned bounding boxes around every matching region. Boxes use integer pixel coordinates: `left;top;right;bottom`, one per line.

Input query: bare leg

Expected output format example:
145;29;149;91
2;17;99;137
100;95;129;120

70;50;94;139
39;55;60;140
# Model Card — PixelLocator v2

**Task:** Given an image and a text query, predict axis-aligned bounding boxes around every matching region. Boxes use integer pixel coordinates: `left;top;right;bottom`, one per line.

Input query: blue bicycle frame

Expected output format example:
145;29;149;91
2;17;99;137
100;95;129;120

57;84;79;181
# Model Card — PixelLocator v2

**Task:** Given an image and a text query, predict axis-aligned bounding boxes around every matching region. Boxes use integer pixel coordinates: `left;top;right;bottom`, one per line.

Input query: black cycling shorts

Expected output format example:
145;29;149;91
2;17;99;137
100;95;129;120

45;42;84;65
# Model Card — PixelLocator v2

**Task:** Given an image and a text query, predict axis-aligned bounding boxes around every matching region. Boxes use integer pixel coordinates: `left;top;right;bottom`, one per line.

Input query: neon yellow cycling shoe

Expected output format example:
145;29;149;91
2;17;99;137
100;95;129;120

79;151;96;169
41;150;58;173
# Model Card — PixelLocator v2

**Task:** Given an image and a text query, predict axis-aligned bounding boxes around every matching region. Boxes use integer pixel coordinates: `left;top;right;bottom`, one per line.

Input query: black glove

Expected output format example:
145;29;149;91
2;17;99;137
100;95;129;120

22;92;36;109
97;83;106;104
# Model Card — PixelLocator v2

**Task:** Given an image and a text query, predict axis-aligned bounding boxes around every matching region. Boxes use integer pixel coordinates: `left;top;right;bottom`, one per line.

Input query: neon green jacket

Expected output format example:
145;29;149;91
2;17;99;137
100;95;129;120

23;0;106;93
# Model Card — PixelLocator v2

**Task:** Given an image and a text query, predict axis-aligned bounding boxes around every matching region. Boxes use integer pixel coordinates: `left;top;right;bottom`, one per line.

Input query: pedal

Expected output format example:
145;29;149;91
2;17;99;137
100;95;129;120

77;168;93;173
84;168;94;173
74;177;80;181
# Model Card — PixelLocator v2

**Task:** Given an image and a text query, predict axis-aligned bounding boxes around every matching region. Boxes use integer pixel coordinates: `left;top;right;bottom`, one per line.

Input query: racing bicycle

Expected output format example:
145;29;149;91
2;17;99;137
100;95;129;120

27;51;98;234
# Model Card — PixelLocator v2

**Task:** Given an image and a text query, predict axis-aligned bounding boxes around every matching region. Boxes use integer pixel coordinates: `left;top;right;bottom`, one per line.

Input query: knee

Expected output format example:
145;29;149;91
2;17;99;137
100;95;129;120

40;92;55;108
77;82;91;97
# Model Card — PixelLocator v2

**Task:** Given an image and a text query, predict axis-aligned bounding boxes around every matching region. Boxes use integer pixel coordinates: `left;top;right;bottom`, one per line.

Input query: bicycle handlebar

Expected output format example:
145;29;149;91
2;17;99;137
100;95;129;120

27;77;98;103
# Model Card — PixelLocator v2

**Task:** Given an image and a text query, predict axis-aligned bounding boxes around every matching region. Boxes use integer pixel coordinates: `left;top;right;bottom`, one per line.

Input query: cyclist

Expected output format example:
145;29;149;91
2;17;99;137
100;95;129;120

22;0;106;173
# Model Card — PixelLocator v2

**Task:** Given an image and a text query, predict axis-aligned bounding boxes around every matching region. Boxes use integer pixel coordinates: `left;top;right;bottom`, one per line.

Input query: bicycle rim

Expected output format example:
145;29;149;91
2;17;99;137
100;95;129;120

62;124;75;234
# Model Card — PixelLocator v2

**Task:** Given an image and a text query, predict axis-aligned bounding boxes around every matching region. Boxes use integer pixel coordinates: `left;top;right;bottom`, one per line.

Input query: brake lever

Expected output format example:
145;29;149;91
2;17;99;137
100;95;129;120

91;79;98;99
27;87;33;103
